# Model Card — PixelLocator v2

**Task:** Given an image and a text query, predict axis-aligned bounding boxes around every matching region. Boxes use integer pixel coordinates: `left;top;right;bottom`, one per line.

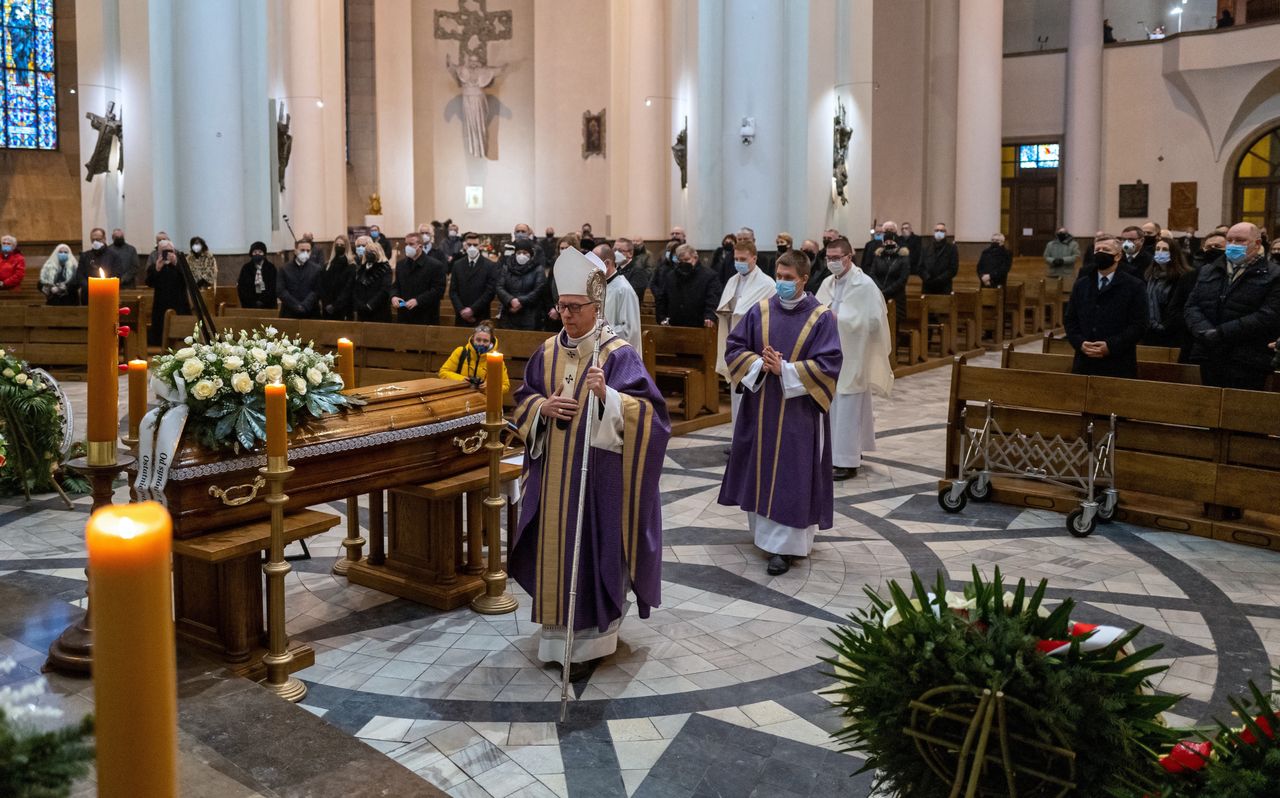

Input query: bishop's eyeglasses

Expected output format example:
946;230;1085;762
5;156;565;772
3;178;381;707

555;301;598;315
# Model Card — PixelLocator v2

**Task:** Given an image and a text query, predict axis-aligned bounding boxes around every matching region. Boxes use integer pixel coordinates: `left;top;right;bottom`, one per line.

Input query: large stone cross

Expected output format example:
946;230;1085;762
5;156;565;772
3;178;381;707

434;0;511;67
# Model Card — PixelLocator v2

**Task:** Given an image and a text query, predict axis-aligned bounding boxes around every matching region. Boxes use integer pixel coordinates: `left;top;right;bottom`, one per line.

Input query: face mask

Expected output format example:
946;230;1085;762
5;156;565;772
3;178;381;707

516;253;531;266
1225;243;1248;263
677;261;694;275
355;246;366;258
192;243;204;254
722;242;733;251
776;243;788;252
297;251;311;264
449;230;459;238
990;240;1001;248
513;231;529;240
57;251;68;263
112;236;124;245
466;245;480;259
1056;232;1069;242
902;230;912;238
0;245;10;254
334;244;346;256
934;231;946;241
404;245;417;259
91;240;104;250
614;250;626;265
1093;251;1116;269
473;341;491;354
734;260;750;275
252;253;264;263
775;279;798;301
882;232;897;243
1153;251;1171;264
370;231;380;239
1271;251;1280;263
1122;240;1137;254
882;242;899;253
828;259;847;277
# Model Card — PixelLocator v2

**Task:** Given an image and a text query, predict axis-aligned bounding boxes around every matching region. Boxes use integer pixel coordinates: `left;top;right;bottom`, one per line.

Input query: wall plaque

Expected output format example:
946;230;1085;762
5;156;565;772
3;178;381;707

1168;181;1199;232
1118;181;1148;218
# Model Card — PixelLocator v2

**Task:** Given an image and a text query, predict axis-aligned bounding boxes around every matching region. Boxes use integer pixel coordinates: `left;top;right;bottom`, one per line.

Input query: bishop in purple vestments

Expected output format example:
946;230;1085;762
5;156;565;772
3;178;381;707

718;251;843;575
510;247;670;675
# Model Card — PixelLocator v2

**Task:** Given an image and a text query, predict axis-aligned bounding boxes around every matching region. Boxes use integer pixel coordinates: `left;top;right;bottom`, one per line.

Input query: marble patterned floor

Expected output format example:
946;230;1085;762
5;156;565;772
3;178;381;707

5;349;1280;797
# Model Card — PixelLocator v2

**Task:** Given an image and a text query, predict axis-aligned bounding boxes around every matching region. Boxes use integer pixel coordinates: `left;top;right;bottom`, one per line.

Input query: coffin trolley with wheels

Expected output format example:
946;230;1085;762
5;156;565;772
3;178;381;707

938;400;1117;537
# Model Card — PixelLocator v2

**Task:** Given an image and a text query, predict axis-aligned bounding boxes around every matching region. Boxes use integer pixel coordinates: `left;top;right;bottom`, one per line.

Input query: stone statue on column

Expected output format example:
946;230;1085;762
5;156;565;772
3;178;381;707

84;101;123;182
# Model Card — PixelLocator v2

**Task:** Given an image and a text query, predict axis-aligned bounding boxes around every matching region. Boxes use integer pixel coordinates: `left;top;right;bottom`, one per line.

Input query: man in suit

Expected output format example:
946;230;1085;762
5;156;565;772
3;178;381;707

449;231;497;325
1064;235;1149;378
393;231;448;325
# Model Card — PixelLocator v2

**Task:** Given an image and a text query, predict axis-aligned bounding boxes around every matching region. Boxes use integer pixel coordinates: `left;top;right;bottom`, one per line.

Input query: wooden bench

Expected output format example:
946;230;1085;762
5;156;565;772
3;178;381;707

952;289;983;351
1042;334;1182;363
645;324;719;420
2;300;147;372
1001;346;1202;384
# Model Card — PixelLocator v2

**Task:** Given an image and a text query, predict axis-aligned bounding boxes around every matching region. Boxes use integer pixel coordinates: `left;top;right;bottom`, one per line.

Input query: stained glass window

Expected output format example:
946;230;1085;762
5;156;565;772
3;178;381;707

1018;143;1059;170
1;0;57;150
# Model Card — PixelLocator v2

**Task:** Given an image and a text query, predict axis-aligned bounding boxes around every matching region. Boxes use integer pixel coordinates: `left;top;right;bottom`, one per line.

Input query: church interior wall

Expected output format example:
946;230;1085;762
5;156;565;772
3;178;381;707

0;0;81;247
870;0;927;231
344;0;378;227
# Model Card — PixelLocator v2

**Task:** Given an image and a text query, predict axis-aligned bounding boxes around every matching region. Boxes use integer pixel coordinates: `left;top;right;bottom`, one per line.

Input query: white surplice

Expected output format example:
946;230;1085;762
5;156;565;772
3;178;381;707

604;274;643;358
716;265;777;422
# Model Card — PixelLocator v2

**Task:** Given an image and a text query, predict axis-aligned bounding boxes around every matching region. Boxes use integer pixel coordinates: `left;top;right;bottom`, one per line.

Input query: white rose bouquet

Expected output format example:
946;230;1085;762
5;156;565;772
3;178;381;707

152;325;361;452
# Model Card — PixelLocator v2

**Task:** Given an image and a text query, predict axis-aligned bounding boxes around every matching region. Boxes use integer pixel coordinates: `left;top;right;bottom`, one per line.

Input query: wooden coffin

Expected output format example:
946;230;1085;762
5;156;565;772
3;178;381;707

157;378;489;538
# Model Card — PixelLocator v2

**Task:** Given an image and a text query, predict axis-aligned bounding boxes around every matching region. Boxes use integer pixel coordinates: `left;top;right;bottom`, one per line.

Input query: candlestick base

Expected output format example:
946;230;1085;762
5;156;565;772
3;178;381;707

260;670;308;703
45;452;134;677
470;575;519;615
120;434;139;449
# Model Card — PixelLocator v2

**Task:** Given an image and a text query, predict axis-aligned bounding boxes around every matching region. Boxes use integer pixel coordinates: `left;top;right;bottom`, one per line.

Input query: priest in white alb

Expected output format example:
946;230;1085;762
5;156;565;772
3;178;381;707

591;243;643;358
815;237;894;480
715;238;777;421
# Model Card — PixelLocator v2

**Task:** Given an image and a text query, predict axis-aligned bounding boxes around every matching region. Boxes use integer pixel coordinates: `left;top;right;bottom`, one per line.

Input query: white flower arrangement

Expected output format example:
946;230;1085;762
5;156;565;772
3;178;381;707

153;325;360;452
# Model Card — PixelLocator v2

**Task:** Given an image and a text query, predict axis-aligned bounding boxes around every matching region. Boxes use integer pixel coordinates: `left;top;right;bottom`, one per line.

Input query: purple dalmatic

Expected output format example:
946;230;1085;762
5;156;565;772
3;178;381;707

718;294;843;529
511;328;671;634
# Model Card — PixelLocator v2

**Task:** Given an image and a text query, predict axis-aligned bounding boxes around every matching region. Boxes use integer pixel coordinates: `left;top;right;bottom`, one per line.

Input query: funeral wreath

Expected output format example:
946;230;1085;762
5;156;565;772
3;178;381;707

0;349;85;499
823;567;1181;797
153;325;360;452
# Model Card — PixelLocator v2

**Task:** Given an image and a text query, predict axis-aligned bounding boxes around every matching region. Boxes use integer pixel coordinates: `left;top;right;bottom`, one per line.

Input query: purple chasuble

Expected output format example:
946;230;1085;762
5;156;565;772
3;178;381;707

510;329;670;633
718;294;842;529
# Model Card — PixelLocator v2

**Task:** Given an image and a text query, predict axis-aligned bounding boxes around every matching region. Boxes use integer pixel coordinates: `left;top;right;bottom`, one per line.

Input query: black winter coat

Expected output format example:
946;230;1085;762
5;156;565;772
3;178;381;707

1184;255;1280;387
866;248;911;321
74;247;123;304
618;259;652;303
921;240;960;294
145;254;192;347
1119;249;1151;280
976;245;1012;288
319;257;355;320
237;259;279;310
278;260;323;319
393;252;448;325
495;256;547;330
351;259;393;323
1063;269;1149;377
654;264;721;328
1139;269;1197;352
449;255;497;323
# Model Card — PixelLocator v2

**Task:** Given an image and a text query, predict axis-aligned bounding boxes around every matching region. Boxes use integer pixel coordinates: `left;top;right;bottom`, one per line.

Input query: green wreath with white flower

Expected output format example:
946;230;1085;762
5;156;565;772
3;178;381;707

0;348;86;500
153;325;362;452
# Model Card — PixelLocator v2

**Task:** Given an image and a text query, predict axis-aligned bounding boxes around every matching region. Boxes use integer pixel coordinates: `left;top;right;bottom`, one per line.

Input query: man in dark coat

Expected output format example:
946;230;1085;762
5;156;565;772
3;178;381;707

449;231;497;325
392;231;447;325
109;228;140;287
1118;226;1152;279
921;223;960;294
277;240;322;319
899;222;923;275
865;232;911;323
237;242;278;309
495;239;546;330
614;237;651;302
1184;222;1280;390
654;243;721;328
76;227;123;303
1063;238;1149;378
976;234;1013;288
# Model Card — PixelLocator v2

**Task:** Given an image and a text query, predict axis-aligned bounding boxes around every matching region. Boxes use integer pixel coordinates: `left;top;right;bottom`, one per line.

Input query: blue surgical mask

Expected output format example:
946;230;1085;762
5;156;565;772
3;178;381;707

1153;251;1171;264
57;251;69;263
0;245;10;254
934;231;946;241
775;280;797;301
473;341;491;354
356;245;367;258
873;234;883;242
734;260;749;275
1225;243;1248;263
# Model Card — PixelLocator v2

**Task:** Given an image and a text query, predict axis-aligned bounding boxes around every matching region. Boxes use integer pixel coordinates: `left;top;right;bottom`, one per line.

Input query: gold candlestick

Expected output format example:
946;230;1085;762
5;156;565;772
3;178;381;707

470;417;518;615
332;497;365;576
260;456;306;701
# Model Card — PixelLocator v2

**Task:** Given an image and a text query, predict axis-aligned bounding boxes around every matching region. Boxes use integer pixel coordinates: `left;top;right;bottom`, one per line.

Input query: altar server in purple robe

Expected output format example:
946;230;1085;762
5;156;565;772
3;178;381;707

510;247;671;681
718;250;843;575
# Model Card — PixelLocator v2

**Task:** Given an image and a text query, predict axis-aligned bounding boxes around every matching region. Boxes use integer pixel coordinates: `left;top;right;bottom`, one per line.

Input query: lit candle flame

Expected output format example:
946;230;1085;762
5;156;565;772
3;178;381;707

98;268;106;279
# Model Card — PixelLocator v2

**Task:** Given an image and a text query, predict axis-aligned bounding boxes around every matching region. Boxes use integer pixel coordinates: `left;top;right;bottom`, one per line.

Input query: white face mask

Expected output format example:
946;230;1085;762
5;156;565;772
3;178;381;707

296;251;310;263
934;231;946;240
449;230;460;238
828;259;847;277
516;253;531;266
614;250;626;265
91;240;104;250
466;245;480;258
403;245;417;259
192;243;204;254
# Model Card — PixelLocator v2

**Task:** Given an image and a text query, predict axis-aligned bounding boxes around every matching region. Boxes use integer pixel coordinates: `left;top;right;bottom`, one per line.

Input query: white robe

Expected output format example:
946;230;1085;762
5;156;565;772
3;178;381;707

604;274;643;358
817;269;893;469
716;266;776;422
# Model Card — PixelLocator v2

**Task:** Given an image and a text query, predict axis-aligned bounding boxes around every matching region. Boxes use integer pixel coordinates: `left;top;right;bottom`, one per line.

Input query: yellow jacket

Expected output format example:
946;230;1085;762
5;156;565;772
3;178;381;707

438;336;511;396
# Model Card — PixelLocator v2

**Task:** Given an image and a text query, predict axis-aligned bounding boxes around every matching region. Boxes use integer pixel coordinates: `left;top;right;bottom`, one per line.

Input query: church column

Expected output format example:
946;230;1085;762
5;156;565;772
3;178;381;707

719;0;787;244
1062;0;1103;236
953;0;1004;243
689;0;724;248
924;0;959;230
618;0;668;240
75;0;124;241
835;0;873;238
372;0;414;237
116;0;173;242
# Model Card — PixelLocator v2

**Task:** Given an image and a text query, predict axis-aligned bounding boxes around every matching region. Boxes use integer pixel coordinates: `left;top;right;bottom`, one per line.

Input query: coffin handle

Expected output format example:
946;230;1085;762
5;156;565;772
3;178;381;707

209;475;267;507
453;429;489;455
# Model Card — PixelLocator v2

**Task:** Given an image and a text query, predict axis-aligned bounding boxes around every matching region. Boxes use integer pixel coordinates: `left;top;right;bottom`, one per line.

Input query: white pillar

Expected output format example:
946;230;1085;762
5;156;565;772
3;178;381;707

116;0;170;242
281;0;347;241
373;0;414;237
836;0;873;239
690;0;725;248
720;0;787;245
76;0;125;243
1063;0;1103;236
953;0;1004;243
924;0;959;230
619;0;667;240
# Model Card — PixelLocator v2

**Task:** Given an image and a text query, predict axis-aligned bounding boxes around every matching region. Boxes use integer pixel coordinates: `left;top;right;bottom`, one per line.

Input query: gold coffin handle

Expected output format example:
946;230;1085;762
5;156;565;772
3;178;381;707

209;475;267;507
453;429;489;455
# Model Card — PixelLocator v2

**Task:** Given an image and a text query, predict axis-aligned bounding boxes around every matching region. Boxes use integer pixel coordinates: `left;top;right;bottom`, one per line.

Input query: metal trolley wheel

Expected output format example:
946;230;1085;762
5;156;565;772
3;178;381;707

937;486;967;514
1066;507;1096;538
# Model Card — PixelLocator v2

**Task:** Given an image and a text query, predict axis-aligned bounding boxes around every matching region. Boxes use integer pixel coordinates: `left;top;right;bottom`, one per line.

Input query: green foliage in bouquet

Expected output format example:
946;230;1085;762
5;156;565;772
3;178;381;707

822;567;1182;798
1157;668;1280;798
153;324;362;452
0;349;85;499
0;658;95;798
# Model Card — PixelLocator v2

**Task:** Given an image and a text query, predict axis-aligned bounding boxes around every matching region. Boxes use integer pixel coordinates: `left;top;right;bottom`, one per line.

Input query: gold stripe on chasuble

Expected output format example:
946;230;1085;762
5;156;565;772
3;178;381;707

620;391;648;580
726;350;755;383
754;300;771;514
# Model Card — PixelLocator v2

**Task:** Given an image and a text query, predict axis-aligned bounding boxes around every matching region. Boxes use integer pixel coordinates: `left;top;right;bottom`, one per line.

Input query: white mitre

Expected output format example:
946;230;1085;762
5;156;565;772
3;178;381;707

555;247;607;296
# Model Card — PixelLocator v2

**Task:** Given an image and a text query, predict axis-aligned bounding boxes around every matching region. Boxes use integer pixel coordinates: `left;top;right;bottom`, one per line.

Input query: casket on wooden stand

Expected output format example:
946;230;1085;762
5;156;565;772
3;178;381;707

150;377;489;676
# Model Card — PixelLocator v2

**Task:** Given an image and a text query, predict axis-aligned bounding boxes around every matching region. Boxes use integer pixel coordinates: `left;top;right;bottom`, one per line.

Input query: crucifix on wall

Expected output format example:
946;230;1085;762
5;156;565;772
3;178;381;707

435;0;512;159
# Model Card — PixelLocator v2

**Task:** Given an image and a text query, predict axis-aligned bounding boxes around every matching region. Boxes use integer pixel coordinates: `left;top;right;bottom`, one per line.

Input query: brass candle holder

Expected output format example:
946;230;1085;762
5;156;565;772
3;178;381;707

470;416;518;615
332;497;365;576
86;439;119;467
45;451;134;676
259;455;307;701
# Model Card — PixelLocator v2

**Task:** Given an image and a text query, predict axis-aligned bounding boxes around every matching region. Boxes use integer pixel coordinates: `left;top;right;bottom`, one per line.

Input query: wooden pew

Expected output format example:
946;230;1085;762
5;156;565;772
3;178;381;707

952;289;982;351
900;297;926;364
1042;277;1064;331
923;293;960;356
1042;334;1182;363
644;324;719;420
13;300;146;371
1020;278;1046;335
1002;281;1027;339
1001;346;1202;385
